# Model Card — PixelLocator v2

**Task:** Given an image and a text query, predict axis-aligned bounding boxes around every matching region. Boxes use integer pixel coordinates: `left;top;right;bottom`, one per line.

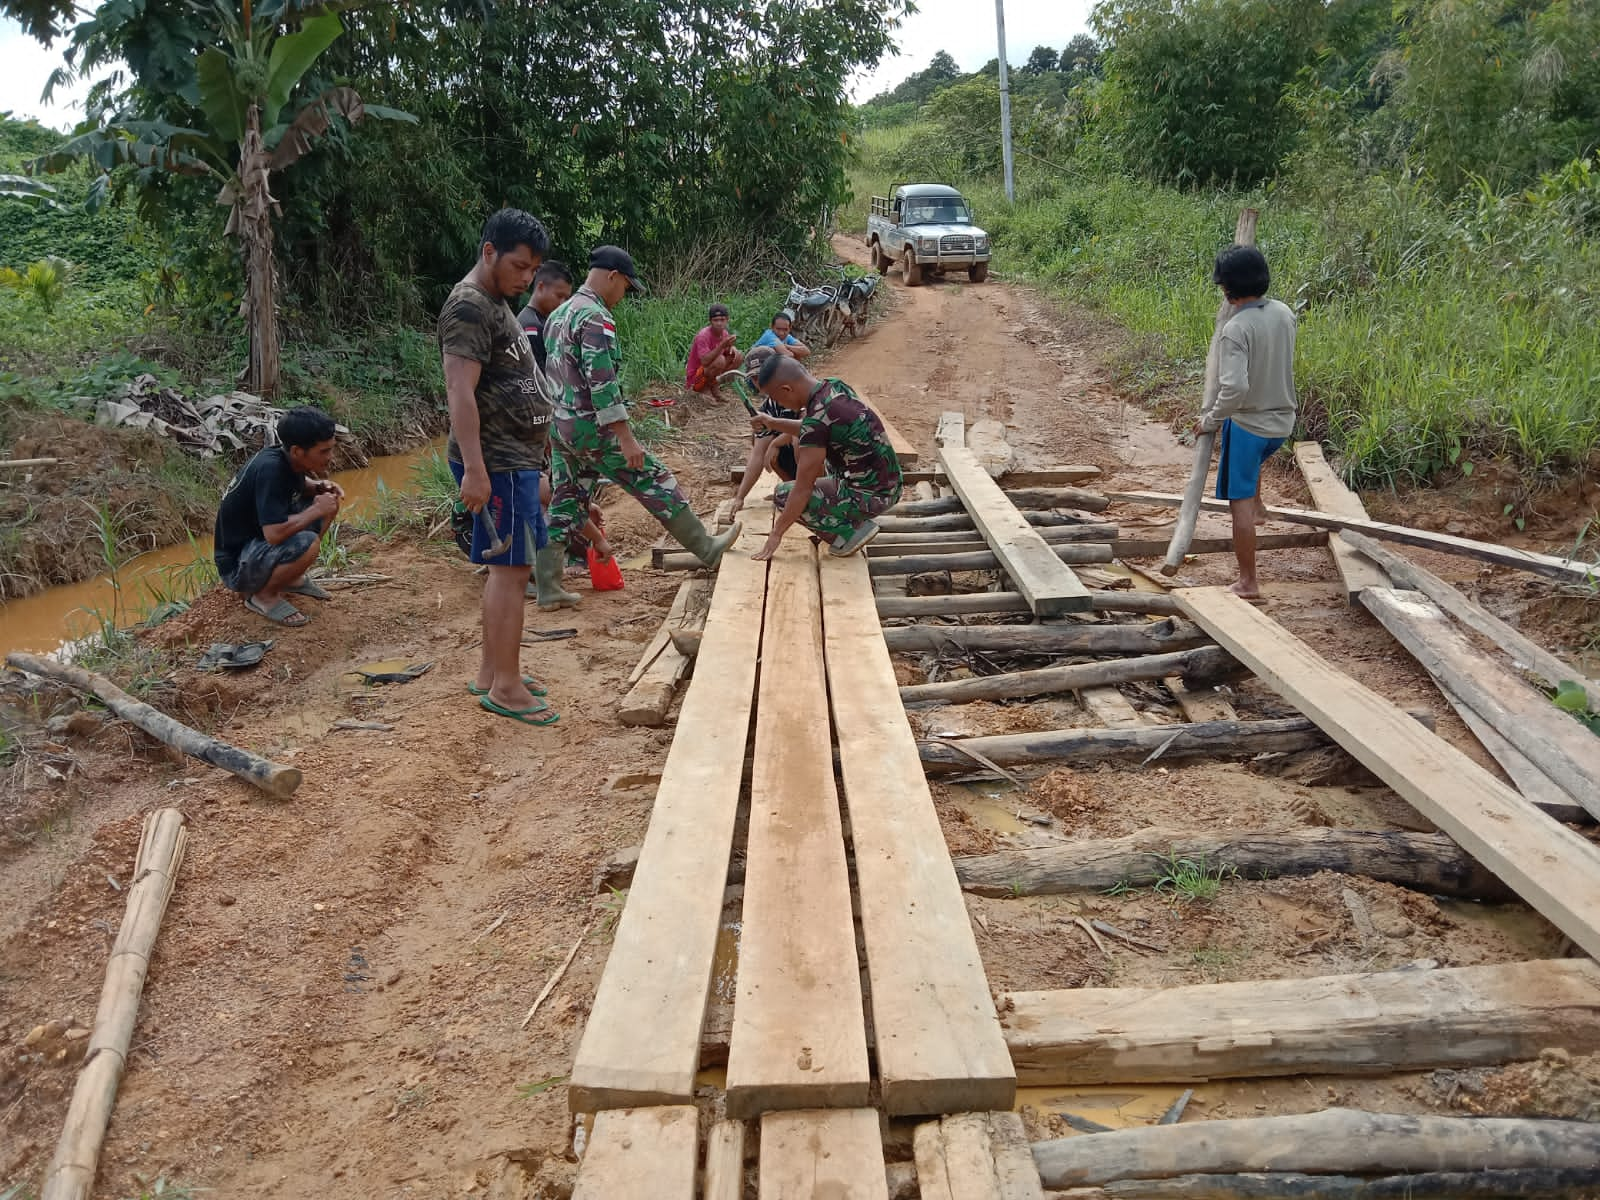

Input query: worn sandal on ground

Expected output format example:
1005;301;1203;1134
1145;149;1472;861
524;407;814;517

466;676;547;697
286;577;332;600
478;694;559;726
244;595;309;627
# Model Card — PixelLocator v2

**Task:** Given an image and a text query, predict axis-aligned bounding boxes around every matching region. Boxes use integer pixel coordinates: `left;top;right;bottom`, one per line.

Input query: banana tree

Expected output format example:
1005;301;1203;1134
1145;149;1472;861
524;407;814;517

31;1;414;397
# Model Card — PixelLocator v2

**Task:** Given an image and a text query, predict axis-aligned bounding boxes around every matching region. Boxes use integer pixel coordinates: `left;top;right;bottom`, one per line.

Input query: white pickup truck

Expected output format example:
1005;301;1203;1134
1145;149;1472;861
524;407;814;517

867;182;990;286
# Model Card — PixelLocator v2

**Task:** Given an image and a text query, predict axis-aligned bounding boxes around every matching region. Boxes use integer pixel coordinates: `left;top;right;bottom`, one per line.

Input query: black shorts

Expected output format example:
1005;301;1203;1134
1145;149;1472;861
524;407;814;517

220;529;320;595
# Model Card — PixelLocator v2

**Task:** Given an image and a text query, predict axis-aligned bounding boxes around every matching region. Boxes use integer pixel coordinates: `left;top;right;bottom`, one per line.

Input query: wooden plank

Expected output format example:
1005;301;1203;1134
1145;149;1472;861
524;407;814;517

936;410;966;448
1176;586;1600;958
1115;491;1600;588
819;554;1016;1115
940;446;1093;616
1081;687;1145;729
703;1119;747;1200
1292;442;1389;603
918;1113;1046;1200
1003;959;1600;1085
1342;530;1600;712
877;592;1184;619
759;1108;889;1200
1451;699;1587;817
568;529;769;1111
572;1105;698;1200
1165;675;1236;723
1360;588;1600;821
726;542;871;1119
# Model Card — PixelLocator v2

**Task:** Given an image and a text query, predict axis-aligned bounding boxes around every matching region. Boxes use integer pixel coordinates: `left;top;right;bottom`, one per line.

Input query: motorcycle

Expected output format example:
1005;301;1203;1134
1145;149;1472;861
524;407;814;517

841;270;879;340
785;272;842;346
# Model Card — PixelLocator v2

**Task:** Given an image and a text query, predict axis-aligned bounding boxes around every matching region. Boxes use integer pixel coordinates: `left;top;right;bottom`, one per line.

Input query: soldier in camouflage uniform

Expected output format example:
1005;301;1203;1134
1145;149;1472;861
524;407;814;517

748;354;902;561
534;246;741;608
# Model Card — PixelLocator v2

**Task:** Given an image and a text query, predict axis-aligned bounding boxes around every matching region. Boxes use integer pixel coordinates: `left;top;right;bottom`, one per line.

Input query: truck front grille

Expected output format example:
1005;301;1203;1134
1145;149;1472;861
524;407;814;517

940;235;975;254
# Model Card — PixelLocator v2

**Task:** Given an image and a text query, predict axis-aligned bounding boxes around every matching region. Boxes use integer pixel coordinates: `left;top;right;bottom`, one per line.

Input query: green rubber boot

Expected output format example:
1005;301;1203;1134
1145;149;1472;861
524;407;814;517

664;508;742;569
532;542;581;609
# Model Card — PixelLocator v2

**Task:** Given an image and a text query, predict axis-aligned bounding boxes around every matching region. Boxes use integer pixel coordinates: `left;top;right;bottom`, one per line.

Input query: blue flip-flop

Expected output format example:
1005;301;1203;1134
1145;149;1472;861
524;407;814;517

479;694;559;726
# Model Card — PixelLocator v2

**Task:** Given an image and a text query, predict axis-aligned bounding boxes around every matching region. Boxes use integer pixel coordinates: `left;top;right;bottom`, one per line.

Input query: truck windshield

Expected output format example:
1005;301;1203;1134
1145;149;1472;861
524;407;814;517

903;200;972;225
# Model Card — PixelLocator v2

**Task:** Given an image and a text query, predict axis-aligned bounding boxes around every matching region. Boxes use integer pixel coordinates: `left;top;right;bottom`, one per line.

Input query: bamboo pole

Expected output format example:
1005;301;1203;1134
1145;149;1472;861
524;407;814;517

6;652;302;798
1163;208;1258;575
42;809;189;1200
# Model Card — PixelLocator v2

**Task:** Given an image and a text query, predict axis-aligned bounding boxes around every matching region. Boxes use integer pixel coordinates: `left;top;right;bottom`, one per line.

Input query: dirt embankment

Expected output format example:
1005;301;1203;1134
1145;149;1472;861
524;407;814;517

0;241;1596;1197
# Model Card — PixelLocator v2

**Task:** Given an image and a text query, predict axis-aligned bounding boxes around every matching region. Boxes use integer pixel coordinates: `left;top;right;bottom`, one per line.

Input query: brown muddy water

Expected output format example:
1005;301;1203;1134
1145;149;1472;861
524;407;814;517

0;440;445;658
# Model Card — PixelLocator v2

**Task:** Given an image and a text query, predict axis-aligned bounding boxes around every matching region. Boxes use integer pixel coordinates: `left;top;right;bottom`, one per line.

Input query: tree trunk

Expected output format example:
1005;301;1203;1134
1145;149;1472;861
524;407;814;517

1031;1108;1600;1189
882;618;1208;657
240;103;280;398
955;826;1511;901
900;645;1236;706
1099;1169;1600;1199
877;592;1184;618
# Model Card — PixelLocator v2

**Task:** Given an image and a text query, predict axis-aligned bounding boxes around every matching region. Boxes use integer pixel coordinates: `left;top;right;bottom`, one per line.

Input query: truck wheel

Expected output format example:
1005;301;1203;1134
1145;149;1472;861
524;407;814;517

969;262;989;283
902;249;922;287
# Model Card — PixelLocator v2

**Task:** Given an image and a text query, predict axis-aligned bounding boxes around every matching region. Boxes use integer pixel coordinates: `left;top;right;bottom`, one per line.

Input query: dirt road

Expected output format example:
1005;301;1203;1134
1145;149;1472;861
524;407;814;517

1;242;1594;1198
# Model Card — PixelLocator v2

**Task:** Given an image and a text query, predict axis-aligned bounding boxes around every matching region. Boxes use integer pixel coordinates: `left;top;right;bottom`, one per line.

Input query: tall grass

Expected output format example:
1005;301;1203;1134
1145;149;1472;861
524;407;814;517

847;125;1600;489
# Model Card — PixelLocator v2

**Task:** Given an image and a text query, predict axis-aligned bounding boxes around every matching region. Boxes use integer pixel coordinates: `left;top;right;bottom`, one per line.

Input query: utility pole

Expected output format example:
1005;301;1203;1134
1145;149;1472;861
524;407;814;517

995;0;1015;202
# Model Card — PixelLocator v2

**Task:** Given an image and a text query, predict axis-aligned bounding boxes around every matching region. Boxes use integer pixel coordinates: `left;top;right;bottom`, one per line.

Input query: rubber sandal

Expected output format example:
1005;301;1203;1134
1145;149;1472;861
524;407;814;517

479;694;559;726
286;578;332;600
244;595;308;627
467;676;547;697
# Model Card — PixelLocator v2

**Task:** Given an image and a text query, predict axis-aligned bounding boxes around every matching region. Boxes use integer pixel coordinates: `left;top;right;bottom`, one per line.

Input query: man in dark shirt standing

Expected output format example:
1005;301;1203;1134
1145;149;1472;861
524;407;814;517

213;406;344;627
517;260;574;371
440;207;557;726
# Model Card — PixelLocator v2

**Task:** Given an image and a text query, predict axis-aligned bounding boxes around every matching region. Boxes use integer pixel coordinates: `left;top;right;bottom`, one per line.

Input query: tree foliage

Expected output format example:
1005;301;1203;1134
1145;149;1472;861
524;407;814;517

1023;45;1060;74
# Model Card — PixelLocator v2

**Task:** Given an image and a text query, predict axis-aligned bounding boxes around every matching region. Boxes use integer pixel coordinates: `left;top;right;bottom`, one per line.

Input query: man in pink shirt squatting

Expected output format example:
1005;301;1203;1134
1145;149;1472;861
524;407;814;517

684;302;744;398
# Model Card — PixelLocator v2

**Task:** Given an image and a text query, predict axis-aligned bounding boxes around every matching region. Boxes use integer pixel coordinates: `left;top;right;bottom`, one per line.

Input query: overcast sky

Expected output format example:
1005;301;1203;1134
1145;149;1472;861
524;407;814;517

850;0;1096;101
2;0;1093;130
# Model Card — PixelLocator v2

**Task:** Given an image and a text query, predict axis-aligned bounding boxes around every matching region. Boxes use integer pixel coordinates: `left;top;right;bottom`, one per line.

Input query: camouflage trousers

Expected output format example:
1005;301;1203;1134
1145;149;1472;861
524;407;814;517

773;476;901;542
547;439;688;546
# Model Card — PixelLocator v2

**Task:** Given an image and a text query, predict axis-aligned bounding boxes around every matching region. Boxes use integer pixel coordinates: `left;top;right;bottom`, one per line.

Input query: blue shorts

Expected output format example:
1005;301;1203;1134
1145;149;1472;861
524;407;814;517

448;463;547;567
1215;420;1285;501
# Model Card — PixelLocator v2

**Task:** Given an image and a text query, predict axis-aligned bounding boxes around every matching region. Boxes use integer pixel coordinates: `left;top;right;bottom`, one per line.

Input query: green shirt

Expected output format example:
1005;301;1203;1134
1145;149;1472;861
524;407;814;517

439;280;550;472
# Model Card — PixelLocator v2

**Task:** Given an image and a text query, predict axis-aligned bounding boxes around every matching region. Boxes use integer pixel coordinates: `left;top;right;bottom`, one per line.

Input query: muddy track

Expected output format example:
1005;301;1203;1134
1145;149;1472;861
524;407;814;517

0;244;1595;1198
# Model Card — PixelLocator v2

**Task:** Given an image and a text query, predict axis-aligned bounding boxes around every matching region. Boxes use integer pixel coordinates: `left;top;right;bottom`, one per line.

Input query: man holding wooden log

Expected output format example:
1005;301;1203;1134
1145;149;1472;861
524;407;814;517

1193;245;1298;600
213;405;343;628
747;355;903;561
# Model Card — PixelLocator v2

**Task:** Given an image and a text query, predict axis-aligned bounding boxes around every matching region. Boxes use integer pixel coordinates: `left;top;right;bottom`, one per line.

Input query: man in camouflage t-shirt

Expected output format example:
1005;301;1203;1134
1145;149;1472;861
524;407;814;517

440;207;557;726
532;245;741;609
748;355;902;561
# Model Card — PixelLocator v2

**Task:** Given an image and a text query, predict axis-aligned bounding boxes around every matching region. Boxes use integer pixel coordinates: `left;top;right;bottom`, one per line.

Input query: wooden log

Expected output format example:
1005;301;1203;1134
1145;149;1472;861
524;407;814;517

876;510;1098;533
1292;442;1389;602
1118;492;1600;588
617;577;711;726
956;826;1511;901
571;1105;698;1200
1360;587;1600;821
874;523;1120;547
726;541;870;1118
820;553;1016;1115
6;652;301;798
1177;586;1600;959
1002;959;1600;1089
1163;208;1255;575
900;646;1236;707
703;1119;747;1200
1098;1168;1600;1199
42;809;188;1200
917;715;1421;775
1342;530;1600;711
878;592;1184;618
742;466;1103;488
891;488;1110;516
759;1108;890;1199
1030;1108;1600;1189
881;619;1208;657
868;544;1114;579
568;530;767;1111
1117;532;1329;558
